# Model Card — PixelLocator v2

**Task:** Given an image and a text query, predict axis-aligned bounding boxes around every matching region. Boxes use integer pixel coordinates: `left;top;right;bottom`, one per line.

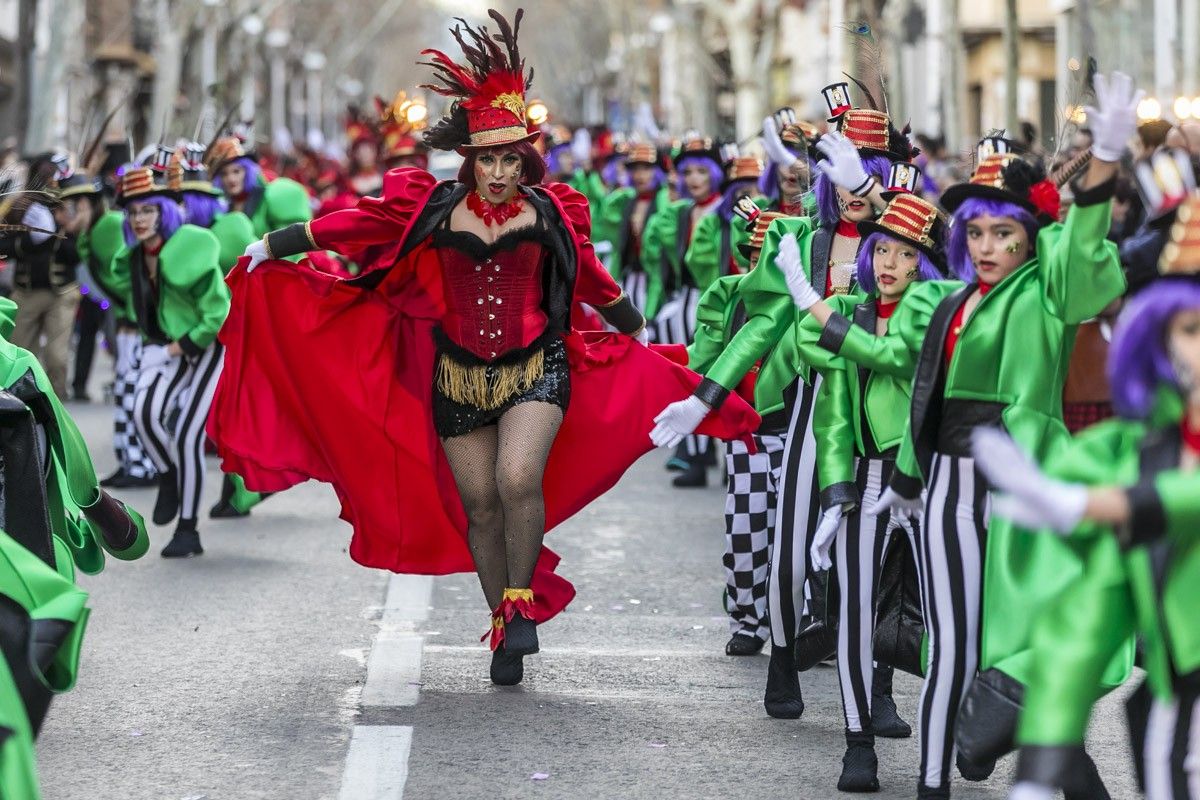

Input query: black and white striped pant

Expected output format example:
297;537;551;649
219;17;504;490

1144;690;1200;799
656;287;708;460
835;456;920;733
113;330;157;479
133;342;224;523
768;375;823;648
917;452;990;790
724;433;786;641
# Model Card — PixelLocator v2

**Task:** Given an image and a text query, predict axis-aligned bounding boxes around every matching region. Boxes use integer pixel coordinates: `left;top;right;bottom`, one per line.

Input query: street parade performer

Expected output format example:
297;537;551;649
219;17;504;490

209;8;758;687
973;184;1200;800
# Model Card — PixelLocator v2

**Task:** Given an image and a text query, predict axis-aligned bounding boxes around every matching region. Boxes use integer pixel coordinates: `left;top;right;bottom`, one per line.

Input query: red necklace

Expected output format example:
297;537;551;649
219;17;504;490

1183;413;1200;455
467;191;524;226
143;238;164;257
836;219;859;237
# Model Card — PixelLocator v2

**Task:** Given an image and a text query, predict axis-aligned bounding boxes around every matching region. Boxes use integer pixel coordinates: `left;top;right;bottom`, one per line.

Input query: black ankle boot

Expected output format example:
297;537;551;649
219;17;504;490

490;647;524;685
725;633;766;656
763;644;804;719
916;785;950;800
956;749;996;781
209;475;250;519
504;613;539;655
152;469;180;525
870;664;912;738
161;522;203;558
838;731;880;792
672;460;707;488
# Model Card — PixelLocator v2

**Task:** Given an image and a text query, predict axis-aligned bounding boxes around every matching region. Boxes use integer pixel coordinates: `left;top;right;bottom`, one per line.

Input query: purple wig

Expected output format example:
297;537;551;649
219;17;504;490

212;156;262;194
813;154;893;228
854;231;943;294
182;191;227;229
545;144;573;176
759;157;815;205
716;179;757;221
122;195;185;246
600;156;628;188
627;165;666;193
1108;280;1200;419
675;154;723;200
945;197;1041;283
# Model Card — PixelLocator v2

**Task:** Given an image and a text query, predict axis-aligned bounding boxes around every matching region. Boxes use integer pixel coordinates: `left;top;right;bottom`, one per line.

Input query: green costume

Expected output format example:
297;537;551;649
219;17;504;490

209;211;257;275
683;197;771;293
1014;389;1195;783
598;186;670;317
242;176;312;239
77;210;127;311
107;224;229;354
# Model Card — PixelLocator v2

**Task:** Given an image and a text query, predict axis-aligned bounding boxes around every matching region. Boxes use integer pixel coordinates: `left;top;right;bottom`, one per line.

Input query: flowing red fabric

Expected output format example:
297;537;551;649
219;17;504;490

209;187;759;622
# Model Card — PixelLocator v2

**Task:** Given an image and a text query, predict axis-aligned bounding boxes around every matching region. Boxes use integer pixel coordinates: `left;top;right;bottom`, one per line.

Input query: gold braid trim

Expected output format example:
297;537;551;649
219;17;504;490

435;349;545;410
303;220;318;250
502;588;534;602
595;291;628;309
261;235;274;260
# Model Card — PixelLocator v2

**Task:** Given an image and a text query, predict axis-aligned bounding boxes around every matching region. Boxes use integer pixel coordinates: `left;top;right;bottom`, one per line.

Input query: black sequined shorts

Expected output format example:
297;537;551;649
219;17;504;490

432;337;571;439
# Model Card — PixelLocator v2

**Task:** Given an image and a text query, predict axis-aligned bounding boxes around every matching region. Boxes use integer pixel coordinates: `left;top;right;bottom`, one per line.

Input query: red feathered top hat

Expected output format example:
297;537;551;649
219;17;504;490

420;9;539;153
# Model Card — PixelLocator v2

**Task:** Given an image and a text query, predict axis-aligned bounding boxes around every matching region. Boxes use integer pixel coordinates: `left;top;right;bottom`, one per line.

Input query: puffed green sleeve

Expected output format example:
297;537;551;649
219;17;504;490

210;211;258;274
813;280;958;379
165;226;229;352
598;188;633;279
684;212;723;292
263;176;313;230
812;364;858;510
687;276;738;375
793;293;865;375
1038;176;1125;324
1122;469;1200;548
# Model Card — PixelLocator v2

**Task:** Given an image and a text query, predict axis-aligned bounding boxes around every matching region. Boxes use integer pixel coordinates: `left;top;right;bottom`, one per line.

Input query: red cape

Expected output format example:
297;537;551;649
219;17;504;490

209;191;758;623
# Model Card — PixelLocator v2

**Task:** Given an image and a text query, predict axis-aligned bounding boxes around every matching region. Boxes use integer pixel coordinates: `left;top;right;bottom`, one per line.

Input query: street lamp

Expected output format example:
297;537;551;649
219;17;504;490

1175;96;1193;120
526;99;549;127
1138;97;1163;121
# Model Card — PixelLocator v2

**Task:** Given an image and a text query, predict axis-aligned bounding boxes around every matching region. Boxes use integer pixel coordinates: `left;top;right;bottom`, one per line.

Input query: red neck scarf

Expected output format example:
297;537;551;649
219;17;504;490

467;191;524;226
697;191;721;208
142;238;164;257
637;191;656;202
876;298;899;319
781;200;805;217
1183;413;1200;455
836;218;859;238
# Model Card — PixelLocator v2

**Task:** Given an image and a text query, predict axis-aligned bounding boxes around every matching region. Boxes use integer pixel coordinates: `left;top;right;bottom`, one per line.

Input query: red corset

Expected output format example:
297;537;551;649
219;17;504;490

435;228;549;361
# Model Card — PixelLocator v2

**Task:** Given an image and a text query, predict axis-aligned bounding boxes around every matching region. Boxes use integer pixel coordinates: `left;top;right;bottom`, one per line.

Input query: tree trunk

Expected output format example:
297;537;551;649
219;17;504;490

16;0;37;152
1004;0;1019;135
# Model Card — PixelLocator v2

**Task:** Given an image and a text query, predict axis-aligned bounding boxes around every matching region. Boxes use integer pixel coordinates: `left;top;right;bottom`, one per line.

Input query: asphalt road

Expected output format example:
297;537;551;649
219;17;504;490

35;364;1139;800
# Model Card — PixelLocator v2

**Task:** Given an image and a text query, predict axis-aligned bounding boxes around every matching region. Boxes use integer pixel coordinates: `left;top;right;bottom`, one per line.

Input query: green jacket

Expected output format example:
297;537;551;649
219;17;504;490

1018;402;1192;752
109;224;230;352
244;176;312;238
0;646;42;799
683;196;771;293
697;215;840;416
888;184;1125;686
642;199;693;301
806;290;927;512
598;186;670;315
566;169;608;216
210;211;257;275
0;314;149;572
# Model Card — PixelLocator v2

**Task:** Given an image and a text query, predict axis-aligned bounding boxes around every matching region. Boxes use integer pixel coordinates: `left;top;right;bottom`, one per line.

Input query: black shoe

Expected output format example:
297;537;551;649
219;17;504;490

209;499;250;519
70;388;91;403
764;645;804;719
870;664;912;738
161;528;203;558
916;785;950;800
956;749;996;782
504;614;539;655
725;633;766;656
794;619;838;671
490;647;524;685
101;470;157;489
838;731;880;792
152;469;180;525
671;462;708;488
99;469;127;488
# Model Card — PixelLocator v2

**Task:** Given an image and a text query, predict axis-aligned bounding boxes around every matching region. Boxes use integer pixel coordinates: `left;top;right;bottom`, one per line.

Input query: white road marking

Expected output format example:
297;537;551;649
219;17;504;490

337;725;413;800
338;573;433;799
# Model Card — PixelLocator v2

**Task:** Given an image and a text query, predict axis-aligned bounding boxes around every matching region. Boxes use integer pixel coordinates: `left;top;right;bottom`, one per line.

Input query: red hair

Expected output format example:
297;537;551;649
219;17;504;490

457;141;546;190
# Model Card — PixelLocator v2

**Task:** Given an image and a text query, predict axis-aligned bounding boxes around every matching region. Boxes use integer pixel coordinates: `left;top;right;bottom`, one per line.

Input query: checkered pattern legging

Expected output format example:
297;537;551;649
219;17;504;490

722;432;786;641
113;330;157;479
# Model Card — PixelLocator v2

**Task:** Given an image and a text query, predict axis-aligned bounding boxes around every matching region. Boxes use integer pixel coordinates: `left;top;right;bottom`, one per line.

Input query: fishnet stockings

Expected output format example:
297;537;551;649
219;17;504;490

441;401;564;610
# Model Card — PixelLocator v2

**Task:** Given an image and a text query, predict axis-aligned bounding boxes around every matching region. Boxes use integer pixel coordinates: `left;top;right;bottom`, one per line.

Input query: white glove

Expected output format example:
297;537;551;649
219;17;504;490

869;487;924;520
1085;71;1144;163
971;427;1088;535
810;506;843;572
650;395;711;449
776;232;820;310
1008;782;1057;800
815;132;874;196
761;115;798;169
244;239;269;273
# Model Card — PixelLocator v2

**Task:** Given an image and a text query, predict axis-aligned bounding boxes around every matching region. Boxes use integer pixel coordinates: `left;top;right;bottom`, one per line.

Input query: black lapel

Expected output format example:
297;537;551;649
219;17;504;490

1137;425;1181;597
243;185;263;220
525;186;578;333
909;284;975;480
729;298;748;337
675;204;691;268
719;221;733;277
0;376;56;568
618;195;638;270
810;226;833;296
346;181;465;290
851;299;877;398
